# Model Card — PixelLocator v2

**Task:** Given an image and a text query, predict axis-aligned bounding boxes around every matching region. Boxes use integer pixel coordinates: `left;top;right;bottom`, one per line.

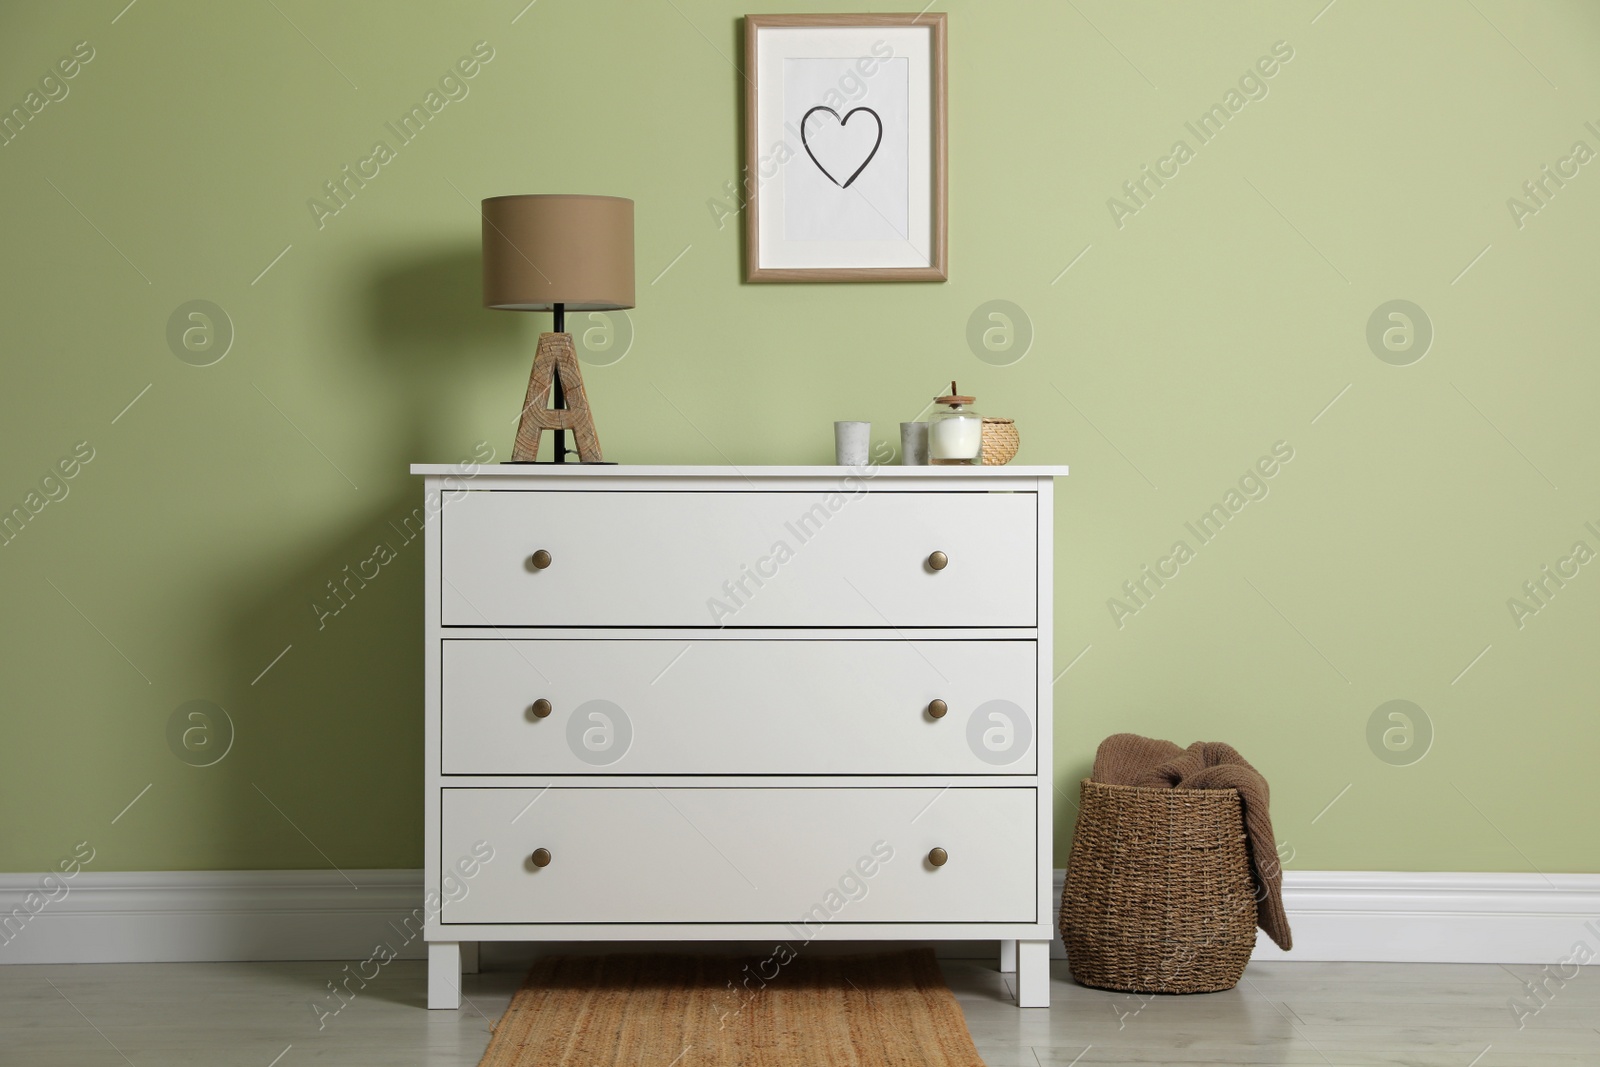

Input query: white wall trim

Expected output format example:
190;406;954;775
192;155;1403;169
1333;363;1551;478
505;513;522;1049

1256;870;1600;964
0;870;428;964
1049;869;1600;965
4;869;1598;965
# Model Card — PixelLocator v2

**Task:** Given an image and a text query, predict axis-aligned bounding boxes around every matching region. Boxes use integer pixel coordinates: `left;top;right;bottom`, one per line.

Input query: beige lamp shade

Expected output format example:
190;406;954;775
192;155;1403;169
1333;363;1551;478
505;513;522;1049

481;194;635;311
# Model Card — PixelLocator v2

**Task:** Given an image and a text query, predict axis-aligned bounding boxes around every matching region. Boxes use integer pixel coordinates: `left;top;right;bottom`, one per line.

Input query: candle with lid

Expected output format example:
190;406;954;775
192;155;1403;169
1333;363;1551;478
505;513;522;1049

928;381;983;464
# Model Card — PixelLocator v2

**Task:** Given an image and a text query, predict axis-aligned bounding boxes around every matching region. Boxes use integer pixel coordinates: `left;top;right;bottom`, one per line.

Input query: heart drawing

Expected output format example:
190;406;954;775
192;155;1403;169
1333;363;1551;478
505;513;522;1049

800;105;883;188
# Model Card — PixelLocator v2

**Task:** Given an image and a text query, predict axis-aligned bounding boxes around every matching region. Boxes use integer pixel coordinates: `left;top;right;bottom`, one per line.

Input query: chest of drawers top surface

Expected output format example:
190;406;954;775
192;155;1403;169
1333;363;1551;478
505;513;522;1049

411;464;1069;477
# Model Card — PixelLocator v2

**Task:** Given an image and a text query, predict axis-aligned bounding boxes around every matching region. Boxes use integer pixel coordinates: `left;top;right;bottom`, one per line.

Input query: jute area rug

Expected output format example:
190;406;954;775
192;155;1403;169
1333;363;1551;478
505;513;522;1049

476;948;986;1066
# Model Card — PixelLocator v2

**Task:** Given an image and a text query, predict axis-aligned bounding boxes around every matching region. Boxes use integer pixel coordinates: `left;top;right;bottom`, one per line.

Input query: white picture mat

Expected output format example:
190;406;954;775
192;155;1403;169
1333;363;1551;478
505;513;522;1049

755;25;934;270
782;56;909;242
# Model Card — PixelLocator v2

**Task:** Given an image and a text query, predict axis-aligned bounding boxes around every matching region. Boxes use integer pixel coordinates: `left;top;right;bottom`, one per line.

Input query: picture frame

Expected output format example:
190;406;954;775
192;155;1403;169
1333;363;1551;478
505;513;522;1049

743;12;948;283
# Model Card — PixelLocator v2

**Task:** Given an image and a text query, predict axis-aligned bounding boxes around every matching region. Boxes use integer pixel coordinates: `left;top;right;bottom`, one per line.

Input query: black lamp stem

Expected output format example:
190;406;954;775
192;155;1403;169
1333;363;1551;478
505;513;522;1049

551;302;567;463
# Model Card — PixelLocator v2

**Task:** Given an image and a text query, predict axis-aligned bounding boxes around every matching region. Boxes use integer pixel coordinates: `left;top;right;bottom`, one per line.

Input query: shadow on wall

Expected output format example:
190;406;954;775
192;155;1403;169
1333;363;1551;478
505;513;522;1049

1056;755;1093;866
365;243;522;372
214;427;442;872
194;245;528;873
367;241;536;452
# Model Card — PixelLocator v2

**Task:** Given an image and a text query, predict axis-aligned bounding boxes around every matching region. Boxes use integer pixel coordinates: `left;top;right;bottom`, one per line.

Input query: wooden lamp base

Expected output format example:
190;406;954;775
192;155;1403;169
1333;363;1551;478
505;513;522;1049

511;332;603;463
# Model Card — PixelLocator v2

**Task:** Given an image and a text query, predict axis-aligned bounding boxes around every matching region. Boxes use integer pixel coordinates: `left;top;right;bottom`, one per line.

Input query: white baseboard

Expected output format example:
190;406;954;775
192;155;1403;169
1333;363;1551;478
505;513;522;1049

0;870;427;964
1256;871;1600;964
4;869;1596;966
1049;869;1600;965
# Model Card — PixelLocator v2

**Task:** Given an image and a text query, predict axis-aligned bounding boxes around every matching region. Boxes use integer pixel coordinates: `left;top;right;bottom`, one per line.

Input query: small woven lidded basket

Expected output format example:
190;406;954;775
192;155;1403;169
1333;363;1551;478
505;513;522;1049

1060;779;1257;994
980;418;1019;465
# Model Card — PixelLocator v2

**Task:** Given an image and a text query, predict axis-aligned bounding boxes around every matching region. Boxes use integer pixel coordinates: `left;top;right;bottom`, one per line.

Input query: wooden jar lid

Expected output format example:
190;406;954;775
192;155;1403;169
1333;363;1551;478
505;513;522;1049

935;380;975;405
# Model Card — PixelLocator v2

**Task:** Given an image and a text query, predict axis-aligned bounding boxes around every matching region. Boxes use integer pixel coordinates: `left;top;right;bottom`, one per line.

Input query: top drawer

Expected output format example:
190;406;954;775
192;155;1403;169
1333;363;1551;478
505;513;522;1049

440;490;1036;627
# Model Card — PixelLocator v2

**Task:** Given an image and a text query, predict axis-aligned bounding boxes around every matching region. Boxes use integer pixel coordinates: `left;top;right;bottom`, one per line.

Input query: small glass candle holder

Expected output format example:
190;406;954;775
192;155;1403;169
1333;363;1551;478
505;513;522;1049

928;382;982;465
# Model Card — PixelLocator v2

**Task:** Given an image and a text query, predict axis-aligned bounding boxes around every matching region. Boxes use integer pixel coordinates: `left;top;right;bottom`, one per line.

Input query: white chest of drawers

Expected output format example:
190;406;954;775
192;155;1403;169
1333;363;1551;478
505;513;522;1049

412;464;1067;1008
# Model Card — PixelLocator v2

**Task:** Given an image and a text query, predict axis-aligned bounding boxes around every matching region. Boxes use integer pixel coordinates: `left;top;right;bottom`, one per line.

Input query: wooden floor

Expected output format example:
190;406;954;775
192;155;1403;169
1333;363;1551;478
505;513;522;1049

2;957;1597;1065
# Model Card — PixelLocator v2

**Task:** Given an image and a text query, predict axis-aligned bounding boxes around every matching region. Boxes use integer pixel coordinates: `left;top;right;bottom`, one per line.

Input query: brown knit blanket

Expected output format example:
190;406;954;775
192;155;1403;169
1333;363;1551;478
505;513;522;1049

1091;733;1292;950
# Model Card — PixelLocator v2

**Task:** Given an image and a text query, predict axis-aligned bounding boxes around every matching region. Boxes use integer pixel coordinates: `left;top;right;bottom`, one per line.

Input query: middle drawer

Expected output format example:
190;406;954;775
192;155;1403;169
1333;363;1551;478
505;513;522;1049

441;639;1038;775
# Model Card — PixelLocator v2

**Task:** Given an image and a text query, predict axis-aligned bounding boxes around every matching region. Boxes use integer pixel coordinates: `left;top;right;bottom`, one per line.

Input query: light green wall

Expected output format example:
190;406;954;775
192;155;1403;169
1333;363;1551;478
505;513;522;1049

2;1;1597;875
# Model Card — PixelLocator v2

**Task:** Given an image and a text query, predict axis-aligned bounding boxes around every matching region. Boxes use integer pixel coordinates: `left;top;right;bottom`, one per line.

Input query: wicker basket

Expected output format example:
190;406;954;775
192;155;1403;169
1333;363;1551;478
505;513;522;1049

1059;779;1257;994
980;418;1019;465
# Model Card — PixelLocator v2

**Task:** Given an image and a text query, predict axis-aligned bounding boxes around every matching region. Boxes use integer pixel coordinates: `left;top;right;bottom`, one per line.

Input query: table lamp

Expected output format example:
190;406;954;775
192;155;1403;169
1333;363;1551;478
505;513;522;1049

481;194;634;463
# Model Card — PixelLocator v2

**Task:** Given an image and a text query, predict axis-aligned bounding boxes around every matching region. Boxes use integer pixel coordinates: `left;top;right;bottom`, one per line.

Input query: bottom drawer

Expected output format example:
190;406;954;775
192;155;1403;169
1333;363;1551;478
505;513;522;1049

440;786;1036;925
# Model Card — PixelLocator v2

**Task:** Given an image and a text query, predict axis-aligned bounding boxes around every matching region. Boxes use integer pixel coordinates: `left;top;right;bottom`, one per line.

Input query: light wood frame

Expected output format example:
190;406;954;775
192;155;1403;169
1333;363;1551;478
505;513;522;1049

743;12;948;283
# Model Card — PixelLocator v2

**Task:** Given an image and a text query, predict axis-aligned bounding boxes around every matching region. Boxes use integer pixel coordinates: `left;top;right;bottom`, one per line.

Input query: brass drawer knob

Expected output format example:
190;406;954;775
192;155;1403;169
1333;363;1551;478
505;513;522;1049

927;699;948;719
927;550;948;571
928;847;948;867
530;699;552;719
531;848;552;868
530;549;553;570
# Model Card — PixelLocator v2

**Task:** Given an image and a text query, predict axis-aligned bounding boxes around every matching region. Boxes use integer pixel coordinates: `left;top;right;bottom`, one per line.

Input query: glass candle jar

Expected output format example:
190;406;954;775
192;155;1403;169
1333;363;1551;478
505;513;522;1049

928;382;983;465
